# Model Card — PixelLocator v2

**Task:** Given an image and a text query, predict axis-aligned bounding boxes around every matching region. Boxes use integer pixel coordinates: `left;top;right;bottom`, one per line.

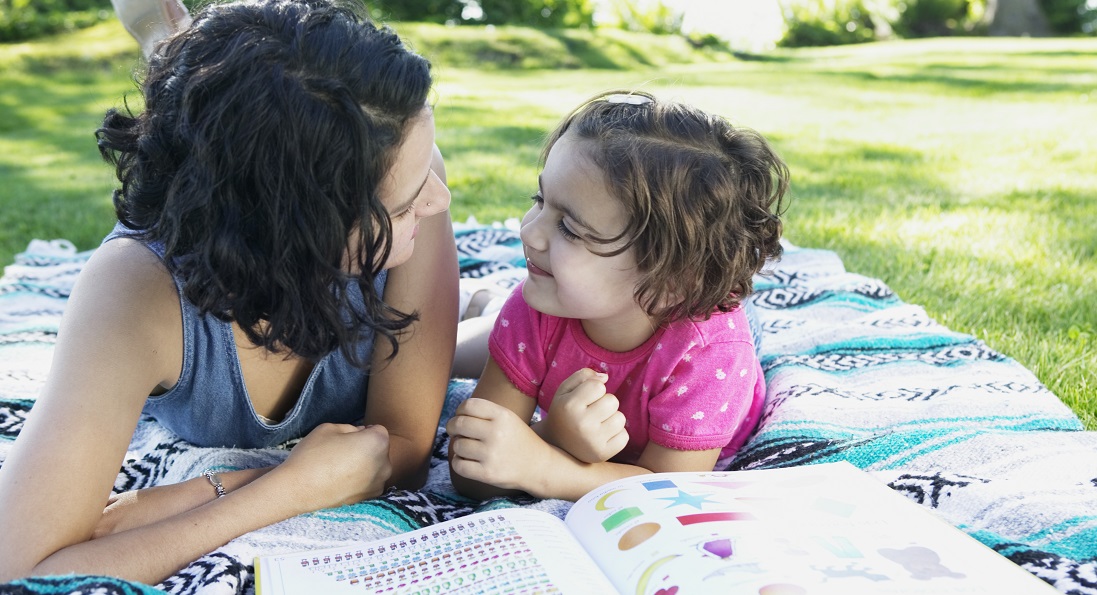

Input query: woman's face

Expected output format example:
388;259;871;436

349;108;450;273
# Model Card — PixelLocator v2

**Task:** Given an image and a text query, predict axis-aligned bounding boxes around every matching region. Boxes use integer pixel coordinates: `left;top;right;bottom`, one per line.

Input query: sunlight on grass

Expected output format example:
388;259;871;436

2;23;1094;427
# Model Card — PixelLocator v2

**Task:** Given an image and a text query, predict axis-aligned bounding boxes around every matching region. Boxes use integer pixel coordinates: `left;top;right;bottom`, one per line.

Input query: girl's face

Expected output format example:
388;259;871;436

374;108;450;270
520;132;655;351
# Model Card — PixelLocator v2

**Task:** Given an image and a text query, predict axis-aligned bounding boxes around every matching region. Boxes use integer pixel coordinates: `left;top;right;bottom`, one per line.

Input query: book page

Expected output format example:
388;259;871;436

256;507;616;595
564;462;1056;595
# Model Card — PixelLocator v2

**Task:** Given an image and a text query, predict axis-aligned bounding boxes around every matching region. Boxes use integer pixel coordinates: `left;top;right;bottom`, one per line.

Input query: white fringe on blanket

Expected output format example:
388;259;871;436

1;226;1095;595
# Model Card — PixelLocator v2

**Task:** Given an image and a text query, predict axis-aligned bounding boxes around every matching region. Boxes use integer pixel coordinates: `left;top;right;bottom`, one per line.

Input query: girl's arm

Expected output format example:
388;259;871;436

447;356;538;500
445;360;719;504
450;396;720;501
0;241;392;583
366;147;459;490
447;356;721;501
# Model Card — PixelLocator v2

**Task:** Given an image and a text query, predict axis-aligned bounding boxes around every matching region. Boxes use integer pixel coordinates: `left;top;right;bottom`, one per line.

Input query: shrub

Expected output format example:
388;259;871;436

603;0;685;35
1040;0;1097;34
890;0;980;37
780;0;879;47
0;0;112;42
368;0;595;28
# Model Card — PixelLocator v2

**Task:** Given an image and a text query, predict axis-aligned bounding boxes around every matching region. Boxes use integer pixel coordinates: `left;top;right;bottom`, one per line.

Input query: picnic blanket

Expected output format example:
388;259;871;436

1;223;1095;595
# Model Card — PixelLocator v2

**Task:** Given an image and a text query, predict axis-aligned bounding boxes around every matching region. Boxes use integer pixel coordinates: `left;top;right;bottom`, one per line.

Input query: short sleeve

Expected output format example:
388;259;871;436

647;339;760;452
487;283;548;398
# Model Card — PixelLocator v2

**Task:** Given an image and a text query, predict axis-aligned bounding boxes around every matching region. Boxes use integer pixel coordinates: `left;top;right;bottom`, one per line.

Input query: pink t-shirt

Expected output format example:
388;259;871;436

488;283;765;463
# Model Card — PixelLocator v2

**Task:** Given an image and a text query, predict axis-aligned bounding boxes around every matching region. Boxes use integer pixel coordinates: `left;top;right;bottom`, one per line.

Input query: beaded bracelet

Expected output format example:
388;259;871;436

202;469;226;498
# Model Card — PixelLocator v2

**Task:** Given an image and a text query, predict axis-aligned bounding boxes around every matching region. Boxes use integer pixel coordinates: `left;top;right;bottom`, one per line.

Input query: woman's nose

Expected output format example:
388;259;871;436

420;172;451;217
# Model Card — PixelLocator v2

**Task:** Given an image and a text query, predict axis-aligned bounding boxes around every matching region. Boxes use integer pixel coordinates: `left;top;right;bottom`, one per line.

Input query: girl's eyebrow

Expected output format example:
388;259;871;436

537;175;600;234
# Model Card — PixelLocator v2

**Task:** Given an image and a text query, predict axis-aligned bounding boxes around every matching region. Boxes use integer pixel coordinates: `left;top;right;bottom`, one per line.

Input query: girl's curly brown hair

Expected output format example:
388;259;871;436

543;90;789;325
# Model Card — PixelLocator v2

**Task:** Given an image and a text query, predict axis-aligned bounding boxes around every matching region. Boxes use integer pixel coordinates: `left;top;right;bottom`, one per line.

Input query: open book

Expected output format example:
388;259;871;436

254;461;1056;594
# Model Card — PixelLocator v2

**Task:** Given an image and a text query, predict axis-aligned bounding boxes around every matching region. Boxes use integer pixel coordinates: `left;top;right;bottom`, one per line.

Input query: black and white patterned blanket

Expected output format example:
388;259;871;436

1;224;1094;594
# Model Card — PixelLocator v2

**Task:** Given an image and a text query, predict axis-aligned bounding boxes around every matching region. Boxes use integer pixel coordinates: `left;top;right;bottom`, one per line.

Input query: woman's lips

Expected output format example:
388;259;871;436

526;259;552;277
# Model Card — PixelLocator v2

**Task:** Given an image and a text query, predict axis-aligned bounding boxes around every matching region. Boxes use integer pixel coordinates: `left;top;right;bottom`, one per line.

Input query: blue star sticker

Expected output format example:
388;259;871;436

658;490;715;510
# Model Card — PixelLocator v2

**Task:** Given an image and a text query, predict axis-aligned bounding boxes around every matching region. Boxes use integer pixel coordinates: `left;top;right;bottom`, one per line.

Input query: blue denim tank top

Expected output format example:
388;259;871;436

102;223;385;448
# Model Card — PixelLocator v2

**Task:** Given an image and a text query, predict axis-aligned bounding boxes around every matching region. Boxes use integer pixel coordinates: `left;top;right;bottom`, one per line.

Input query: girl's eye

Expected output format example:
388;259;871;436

556;221;580;241
531;193;579;241
395;201;416;218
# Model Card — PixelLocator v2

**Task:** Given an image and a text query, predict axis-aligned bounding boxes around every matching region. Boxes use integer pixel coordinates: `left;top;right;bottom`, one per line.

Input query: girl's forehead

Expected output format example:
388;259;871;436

542;135;629;241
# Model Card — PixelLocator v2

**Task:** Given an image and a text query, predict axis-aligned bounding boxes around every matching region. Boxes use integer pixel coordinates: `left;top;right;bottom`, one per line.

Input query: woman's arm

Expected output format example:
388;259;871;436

0;241;392;583
366;146;459;489
93;467;271;539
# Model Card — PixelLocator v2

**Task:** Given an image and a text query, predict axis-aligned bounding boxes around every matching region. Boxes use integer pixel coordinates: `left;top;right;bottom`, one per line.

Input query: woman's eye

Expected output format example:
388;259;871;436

530;193;544;205
556;221;580;241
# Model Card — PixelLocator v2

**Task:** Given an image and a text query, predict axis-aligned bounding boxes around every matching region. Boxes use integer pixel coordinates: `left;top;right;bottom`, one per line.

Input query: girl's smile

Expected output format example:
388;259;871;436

525;258;552;277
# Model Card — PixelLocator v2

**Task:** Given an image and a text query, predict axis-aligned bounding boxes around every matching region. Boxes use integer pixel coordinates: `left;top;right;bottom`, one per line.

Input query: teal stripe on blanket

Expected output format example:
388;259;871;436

305;499;422;533
1024;518;1097;560
747;417;1085;468
795;333;977;355
968;527;1097;563
761;290;900;312
4;575;163;594
764;416;1083;435
762;343;1007;377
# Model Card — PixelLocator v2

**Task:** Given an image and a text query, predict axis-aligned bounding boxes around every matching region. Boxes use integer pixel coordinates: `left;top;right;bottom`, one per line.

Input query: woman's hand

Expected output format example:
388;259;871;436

273;423;392;511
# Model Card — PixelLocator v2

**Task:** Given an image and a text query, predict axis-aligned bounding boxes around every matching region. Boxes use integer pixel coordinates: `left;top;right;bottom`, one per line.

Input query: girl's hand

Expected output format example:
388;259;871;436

273;423;392;511
541;368;628;463
447;398;545;493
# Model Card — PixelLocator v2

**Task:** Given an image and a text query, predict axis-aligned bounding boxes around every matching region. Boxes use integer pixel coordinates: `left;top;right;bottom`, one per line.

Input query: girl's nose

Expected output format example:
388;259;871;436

519;207;548;252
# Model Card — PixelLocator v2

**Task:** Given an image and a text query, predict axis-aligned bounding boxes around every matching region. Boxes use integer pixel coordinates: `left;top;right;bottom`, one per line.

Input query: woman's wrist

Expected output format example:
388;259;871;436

200;467;274;501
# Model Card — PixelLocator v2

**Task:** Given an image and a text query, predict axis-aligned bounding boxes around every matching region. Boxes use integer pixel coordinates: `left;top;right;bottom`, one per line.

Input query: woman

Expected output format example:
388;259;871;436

0;0;457;583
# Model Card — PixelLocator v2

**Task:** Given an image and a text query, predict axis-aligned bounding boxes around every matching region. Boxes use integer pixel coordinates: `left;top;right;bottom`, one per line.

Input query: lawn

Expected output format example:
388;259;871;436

1;21;1094;427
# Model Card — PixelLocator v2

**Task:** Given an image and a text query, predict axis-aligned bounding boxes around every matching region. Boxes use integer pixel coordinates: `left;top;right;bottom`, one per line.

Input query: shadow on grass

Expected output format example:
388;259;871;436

766;133;949;211
542;30;651;70
0;52;137;263
432;103;548;217
820;68;1091;96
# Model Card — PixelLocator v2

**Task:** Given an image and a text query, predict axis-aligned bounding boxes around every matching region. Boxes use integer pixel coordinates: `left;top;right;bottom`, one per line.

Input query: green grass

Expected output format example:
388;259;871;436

2;22;1094;427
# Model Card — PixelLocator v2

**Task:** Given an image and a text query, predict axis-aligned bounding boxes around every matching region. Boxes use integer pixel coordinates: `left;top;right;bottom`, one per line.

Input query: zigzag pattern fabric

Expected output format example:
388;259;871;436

0;228;1094;594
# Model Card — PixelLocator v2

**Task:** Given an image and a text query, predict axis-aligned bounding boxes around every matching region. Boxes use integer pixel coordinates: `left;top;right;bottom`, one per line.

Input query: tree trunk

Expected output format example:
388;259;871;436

983;0;1052;36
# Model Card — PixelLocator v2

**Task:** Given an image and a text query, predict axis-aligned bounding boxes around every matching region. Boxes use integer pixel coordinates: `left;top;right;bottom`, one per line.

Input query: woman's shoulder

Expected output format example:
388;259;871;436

88;235;176;291
73;236;183;343
52;234;185;393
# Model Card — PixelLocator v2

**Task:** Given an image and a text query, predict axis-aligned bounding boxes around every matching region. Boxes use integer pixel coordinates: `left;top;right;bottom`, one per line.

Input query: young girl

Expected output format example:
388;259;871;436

0;0;457;583
448;90;788;501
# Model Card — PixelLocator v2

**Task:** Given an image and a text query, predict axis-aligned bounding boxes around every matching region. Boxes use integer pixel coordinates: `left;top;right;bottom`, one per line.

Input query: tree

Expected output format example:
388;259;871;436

982;0;1051;36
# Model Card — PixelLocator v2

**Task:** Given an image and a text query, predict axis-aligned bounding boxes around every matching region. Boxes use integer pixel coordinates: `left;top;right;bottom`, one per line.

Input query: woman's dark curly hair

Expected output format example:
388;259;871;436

543;90;789;325
96;0;433;367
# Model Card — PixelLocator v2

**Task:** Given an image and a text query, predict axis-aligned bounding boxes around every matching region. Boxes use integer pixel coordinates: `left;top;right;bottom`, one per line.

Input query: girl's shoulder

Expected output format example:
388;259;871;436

670;307;754;349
